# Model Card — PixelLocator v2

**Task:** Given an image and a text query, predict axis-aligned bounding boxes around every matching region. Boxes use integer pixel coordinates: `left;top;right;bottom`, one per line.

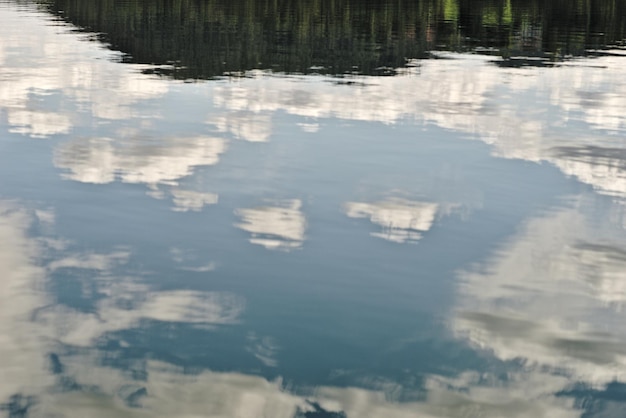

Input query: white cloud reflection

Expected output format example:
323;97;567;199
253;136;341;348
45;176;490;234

0;5;228;217
3;2;626;416
345;198;439;243
170;189;219;212
235;199;307;250
314;372;578;418
0;200;585;418
209;54;626;201
8;110;72;138
5;0;624;210
247;332;280;367
452;196;626;392
39;286;244;348
208;111;273;142
0;6;168;139
0;203;53;403
0;203;286;416
33;360;580;418
48;251;130;272
4;0;626;206
169;247;217;272
54;136;226;186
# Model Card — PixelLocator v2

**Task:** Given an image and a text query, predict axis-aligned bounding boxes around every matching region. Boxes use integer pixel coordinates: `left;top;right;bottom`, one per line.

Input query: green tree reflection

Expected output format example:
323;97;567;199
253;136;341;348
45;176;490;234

38;0;626;79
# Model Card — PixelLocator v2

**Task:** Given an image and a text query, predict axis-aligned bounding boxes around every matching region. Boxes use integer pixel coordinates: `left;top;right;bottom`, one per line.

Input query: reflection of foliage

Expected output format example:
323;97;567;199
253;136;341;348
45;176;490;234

38;0;626;79
295;401;348;418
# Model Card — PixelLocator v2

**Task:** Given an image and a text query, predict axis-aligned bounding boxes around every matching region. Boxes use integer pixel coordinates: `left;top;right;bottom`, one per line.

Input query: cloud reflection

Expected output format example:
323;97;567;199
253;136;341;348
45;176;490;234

247;332;280;367
551;146;626;199
40;276;244;348
8;110;72;138
38;360;580;418
170;189;219;212
0;203;52;404
0;6;168;139
3;2;626;415
208;111;273;143
314;372;578;418
6;0;625;209
210;53;626;201
54;136;226;186
48;251;130;271
345;198;439;243
452;197;626;390
169;247;217;272
0;199;584;418
0;199;253;416
0;3;231;220
235;200;306;250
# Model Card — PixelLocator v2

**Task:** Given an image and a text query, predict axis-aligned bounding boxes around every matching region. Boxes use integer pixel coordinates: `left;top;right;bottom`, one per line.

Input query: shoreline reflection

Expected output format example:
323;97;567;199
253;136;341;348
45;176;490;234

37;0;626;79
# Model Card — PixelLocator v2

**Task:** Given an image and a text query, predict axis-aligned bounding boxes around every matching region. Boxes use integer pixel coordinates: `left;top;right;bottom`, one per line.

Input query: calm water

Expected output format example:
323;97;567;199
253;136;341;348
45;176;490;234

1;0;626;417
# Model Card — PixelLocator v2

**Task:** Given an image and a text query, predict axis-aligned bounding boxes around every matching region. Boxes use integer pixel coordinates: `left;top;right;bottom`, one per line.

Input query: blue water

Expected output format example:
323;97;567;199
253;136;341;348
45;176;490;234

1;1;626;417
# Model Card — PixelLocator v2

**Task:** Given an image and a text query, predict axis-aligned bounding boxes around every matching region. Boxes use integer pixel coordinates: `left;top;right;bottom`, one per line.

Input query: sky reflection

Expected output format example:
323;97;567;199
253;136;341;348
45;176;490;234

235;200;307;250
453;194;626;387
1;1;626;417
344;199;440;243
0;197;584;417
54;136;226;185
3;2;625;203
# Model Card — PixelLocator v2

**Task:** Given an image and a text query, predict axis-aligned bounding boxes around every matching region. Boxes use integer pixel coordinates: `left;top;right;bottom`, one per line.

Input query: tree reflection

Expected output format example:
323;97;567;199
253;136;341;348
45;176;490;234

37;0;626;79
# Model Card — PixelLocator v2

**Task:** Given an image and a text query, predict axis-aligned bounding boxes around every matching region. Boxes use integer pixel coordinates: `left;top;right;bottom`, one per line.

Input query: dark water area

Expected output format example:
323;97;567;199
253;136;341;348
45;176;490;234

1;0;626;417
38;0;626;78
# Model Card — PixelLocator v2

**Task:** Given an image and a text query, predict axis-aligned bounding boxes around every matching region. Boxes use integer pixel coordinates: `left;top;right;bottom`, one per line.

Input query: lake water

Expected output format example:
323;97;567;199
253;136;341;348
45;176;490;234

1;0;626;417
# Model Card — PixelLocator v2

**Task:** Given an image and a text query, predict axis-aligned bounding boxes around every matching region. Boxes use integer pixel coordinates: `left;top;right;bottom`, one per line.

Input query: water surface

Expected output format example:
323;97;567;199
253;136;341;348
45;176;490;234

1;0;626;417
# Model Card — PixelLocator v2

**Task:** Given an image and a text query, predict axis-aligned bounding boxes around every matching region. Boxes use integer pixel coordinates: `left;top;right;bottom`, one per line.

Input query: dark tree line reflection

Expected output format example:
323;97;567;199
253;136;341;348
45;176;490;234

37;0;626;78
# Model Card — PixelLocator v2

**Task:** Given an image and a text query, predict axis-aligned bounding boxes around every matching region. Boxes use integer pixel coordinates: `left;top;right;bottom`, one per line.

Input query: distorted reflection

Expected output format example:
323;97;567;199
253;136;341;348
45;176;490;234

8;110;71;138
0;201;257;415
209;52;626;200
345;199;439;243
170;189;219;212
39;240;244;348
247;332;280;368
452;194;626;404
552;145;626;199
5;0;625;207
37;0;626;79
0;5;168;139
1;199;581;417
47;250;129;271
0;203;52;407
312;373;578;418
3;1;626;417
297;122;320;133
208;111;273;143
235;200;306;250
0;4;231;220
211;77;412;124
42;287;244;347
54;136;226;186
169;247;217;272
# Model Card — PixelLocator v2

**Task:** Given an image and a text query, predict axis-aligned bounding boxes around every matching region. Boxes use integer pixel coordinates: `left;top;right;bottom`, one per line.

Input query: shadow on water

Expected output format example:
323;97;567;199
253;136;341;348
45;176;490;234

35;0;626;79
